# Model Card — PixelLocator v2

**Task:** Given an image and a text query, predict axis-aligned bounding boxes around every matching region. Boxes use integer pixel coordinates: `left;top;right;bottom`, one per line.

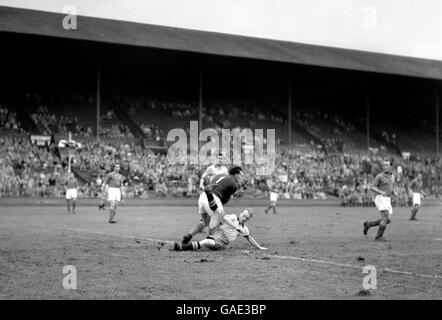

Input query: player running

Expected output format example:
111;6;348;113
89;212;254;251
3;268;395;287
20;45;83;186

102;163;124;224
65;172;78;214
199;152;228;190
363;158;396;241
174;208;268;251
181;166;243;245
409;173;423;221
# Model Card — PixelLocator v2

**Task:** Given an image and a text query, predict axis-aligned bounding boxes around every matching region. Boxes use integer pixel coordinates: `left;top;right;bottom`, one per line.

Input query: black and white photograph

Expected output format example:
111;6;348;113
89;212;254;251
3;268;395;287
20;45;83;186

0;0;441;306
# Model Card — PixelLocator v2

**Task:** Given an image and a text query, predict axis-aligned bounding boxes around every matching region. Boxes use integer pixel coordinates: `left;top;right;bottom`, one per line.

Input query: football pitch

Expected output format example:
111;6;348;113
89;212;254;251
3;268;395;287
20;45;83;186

0;203;441;300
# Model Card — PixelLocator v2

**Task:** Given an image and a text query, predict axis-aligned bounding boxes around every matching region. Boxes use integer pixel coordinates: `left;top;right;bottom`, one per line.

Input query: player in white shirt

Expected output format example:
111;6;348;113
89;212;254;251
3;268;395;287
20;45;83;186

174;208;268;251
264;180;279;214
199;153;228;190
65;172;78;214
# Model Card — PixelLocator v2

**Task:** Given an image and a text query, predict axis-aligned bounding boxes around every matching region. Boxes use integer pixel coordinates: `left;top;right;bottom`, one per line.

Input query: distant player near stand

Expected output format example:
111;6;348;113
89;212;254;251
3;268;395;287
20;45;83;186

264;181;279;214
174;208;268;251
363;158;396;241
102;163;124;223
65;172;78;214
409;173;423;221
199;152;228;190
181;166;243;245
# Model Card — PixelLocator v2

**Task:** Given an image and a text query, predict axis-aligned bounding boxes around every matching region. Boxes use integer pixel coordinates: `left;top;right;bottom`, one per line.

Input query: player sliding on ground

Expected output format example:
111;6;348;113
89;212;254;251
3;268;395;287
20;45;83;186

181;166;243;245
101;163;124;224
363;158;396;241
174;208;268;251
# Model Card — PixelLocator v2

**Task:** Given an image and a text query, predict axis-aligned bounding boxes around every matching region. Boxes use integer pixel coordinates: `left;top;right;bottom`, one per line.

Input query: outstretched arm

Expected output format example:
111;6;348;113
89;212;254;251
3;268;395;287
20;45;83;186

244;235;268;250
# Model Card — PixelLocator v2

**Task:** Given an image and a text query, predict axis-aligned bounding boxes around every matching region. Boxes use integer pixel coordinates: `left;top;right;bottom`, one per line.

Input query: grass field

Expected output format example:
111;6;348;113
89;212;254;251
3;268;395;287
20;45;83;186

0;203;441;300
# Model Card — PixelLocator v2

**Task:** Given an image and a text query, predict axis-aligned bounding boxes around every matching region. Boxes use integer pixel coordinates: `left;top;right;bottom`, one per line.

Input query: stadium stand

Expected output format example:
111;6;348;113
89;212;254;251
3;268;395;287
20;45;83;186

1;8;442;206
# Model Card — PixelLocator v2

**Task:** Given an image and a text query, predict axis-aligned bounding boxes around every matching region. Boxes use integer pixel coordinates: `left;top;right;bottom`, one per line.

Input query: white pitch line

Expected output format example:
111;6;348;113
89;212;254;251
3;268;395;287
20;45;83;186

435;238;442;241
261;253;361;269
63;227;175;245
61;227;442;280
255;252;442;280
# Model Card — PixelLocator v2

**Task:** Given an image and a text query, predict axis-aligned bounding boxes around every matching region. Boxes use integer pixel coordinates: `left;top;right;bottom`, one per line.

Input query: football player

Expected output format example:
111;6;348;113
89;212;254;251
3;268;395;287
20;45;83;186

65;172;78;214
102;163;124;223
181;166;243;244
199;152;228;190
264;180;279;214
409;173;423;221
174;208;267;251
363;158;396;241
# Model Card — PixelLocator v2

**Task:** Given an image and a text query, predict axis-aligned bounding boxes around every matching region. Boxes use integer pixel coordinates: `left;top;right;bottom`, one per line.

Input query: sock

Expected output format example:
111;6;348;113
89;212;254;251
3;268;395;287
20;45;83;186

375;225;386;239
182;242;200;251
72;201;76;212
182;233;193;244
272;206;276;214
109;209;115;221
411;208;418;219
67;201;70;212
205;190;218;211
367;219;382;227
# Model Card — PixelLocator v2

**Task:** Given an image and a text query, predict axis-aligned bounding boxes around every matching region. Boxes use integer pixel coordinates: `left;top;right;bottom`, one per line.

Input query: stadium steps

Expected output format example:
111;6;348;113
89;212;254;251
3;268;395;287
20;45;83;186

326;118;373;151
109;102;146;139
264;106;326;152
290;117;327;153
343;116;402;155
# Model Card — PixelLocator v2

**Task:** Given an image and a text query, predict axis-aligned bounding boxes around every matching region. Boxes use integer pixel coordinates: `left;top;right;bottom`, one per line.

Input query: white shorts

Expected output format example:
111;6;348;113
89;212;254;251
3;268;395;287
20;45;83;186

412;193;421;206
65;188;77;200
209;232;229;250
198;192;223;227
270;191;278;203
374;195;393;215
107;187;121;202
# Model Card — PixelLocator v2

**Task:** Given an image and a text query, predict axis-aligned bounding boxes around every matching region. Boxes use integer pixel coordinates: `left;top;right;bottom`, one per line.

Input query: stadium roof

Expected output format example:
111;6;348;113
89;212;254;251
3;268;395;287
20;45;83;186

1;5;442;80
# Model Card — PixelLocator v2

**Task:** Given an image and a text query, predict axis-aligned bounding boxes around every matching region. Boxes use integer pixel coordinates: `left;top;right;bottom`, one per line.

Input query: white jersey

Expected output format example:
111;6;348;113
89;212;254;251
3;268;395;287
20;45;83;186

201;165;228;184
218;214;250;244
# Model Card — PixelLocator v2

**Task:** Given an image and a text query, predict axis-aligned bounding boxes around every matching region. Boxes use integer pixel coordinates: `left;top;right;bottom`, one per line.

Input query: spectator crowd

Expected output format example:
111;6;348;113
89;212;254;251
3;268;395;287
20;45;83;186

1;93;442;205
1;134;442;208
0;104;25;133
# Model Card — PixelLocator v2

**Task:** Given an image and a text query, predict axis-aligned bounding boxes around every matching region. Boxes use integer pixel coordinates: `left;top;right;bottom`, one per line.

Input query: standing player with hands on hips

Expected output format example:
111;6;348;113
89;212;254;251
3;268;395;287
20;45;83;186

265;180;279;215
409;173;424;221
65;172;78;214
363;158;397;241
